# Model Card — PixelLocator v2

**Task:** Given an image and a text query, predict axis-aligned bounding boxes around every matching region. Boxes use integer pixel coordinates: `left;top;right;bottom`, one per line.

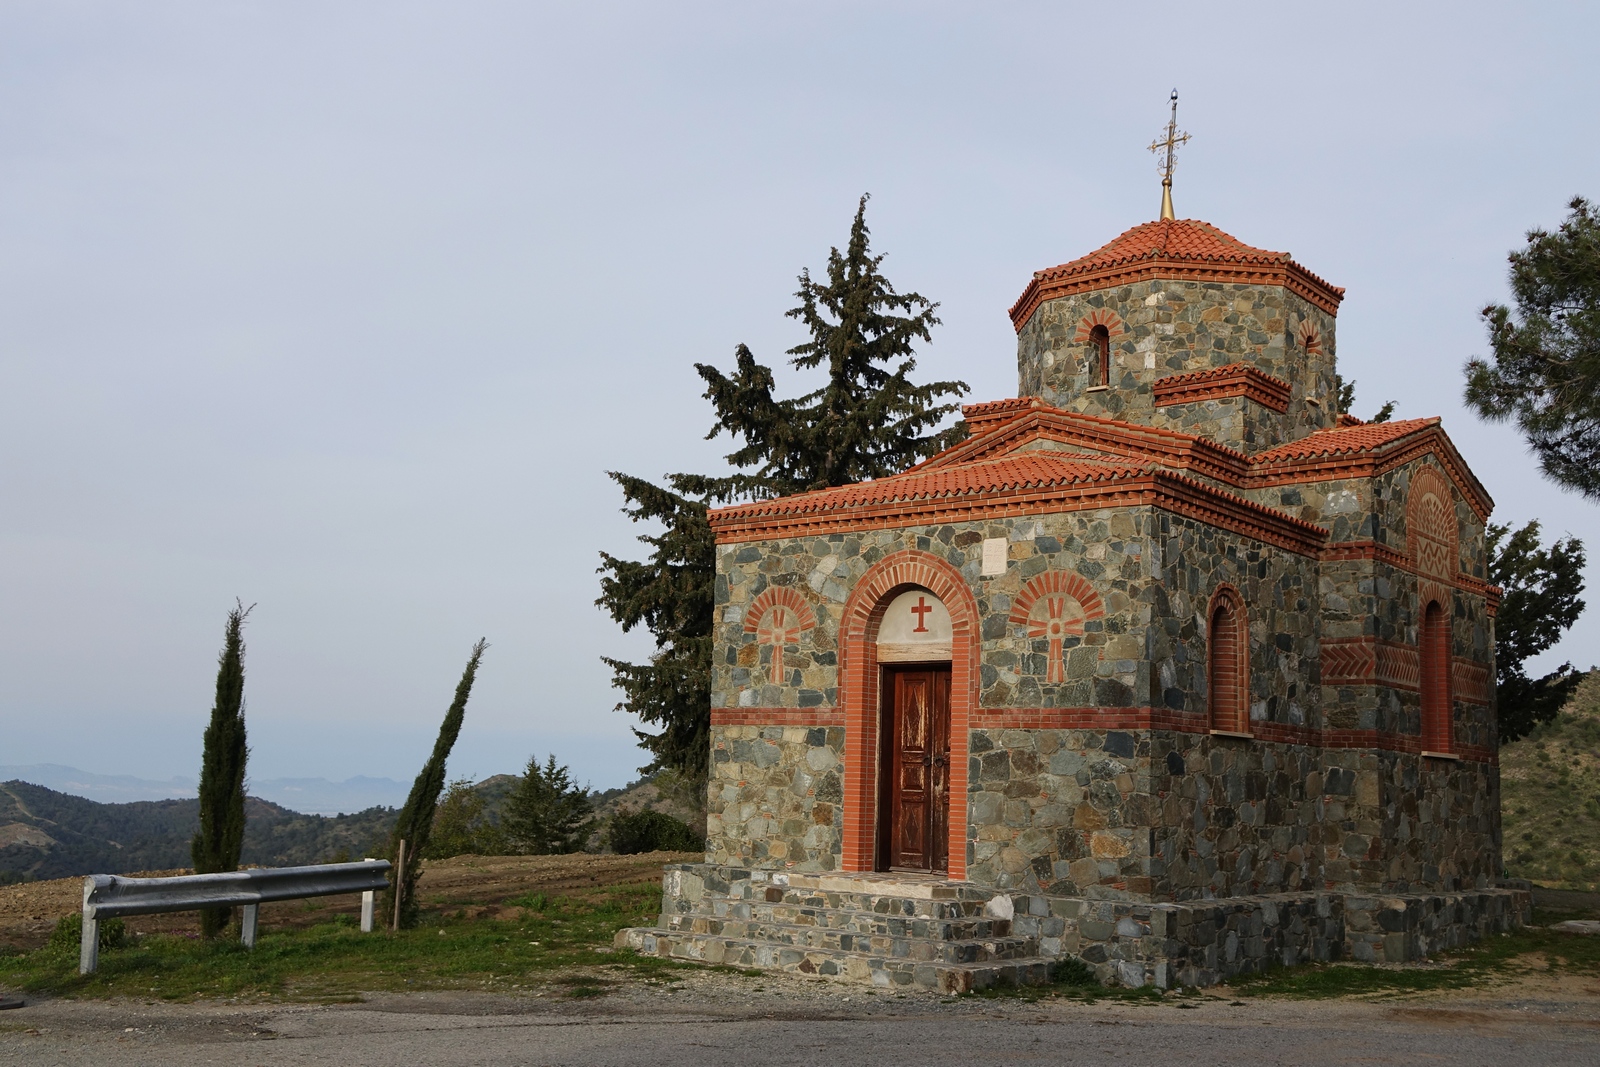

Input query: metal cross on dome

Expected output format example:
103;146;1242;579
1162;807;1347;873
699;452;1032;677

1147;89;1191;221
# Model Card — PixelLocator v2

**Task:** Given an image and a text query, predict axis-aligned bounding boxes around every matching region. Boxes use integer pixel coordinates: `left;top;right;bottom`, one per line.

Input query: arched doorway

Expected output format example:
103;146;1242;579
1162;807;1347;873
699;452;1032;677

838;550;978;880
875;589;953;873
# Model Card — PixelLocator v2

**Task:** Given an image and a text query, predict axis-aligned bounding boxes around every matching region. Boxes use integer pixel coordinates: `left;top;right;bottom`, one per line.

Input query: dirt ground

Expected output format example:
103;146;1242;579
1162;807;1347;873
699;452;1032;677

0;851;698;951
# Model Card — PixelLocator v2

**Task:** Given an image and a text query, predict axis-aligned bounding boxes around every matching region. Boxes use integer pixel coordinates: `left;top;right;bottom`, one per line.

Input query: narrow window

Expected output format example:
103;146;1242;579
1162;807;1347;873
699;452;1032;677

1208;589;1247;733
1421;599;1452;752
1090;324;1111;387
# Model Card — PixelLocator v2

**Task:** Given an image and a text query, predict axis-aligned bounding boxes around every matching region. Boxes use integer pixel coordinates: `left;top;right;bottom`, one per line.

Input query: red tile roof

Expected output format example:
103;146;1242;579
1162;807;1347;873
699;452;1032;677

1034;219;1293;282
1249;418;1439;464
713;454;1150;522
1008;218;1346;328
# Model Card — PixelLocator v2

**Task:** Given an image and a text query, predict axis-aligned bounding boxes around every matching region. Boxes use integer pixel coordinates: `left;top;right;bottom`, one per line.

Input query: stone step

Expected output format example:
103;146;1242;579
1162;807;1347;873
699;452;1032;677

669;883;1002;923
618;926;1058;994
662;901;1015;943
660;915;1036;964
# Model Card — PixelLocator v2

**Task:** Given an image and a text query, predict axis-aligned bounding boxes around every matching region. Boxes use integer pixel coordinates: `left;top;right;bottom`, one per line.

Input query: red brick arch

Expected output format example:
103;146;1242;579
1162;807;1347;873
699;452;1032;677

1073;308;1126;342
838;550;979;879
744;587;819;685
743;586;818;633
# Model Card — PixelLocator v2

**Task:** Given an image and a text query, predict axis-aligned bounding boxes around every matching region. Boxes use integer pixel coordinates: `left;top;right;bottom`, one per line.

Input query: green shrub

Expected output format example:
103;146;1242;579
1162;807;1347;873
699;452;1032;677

604;810;701;855
49;912;127;952
1048;956;1098;987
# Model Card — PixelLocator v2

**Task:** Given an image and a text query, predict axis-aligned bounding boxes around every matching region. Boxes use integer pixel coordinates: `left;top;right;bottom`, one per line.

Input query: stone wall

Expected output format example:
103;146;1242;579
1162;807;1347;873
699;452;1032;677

707;476;1500;898
1014;280;1339;452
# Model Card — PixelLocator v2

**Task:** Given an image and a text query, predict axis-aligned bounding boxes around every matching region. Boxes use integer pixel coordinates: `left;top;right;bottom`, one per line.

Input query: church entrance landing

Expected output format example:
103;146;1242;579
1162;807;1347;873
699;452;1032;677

879;665;951;874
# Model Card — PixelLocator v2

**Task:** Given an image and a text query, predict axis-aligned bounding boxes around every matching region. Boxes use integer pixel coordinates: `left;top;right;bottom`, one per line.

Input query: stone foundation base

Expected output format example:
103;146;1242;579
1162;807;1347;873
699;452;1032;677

616;864;1531;992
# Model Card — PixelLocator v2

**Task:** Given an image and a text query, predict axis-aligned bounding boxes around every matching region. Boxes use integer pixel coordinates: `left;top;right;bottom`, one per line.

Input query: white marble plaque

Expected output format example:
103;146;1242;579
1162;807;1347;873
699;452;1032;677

981;537;1008;576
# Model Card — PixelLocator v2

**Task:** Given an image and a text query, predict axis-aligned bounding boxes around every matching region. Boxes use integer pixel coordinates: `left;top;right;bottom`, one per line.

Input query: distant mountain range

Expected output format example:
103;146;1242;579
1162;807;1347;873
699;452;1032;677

0;764;408;815
0;779;397;883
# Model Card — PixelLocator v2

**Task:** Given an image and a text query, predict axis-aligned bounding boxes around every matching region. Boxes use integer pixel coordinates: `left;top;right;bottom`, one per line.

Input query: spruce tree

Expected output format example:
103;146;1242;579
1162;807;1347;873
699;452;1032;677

503;754;594;855
383;638;486;929
192;601;252;938
598;195;968;783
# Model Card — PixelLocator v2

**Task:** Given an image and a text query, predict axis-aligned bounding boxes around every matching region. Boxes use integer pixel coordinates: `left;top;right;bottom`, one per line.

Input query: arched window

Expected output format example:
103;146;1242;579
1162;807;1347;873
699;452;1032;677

1090;324;1111;387
1421;599;1453;753
1207;587;1248;734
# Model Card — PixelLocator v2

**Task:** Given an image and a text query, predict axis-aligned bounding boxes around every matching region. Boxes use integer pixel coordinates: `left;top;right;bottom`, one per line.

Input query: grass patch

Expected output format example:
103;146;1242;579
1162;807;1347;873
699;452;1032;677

1232;917;1600;999
0;880;693;1002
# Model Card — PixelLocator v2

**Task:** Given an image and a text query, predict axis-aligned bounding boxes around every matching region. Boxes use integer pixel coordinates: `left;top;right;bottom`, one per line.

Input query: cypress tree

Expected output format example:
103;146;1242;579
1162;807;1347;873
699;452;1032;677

191;601;252;938
383;638;487;929
598;195;967;783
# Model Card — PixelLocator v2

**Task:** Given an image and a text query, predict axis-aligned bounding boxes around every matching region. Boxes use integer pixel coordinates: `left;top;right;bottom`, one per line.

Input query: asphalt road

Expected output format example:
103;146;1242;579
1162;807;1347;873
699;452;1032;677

3;984;1598;1067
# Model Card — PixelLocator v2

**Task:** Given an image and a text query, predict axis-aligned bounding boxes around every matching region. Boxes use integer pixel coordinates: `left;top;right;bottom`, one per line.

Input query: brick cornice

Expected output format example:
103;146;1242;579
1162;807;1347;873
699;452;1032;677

1009;260;1344;332
1152;363;1293;413
711;468;1327;556
712;707;843;726
1247;426;1494;522
906;408;1252;484
973;706;1495;764
1319;539;1496;605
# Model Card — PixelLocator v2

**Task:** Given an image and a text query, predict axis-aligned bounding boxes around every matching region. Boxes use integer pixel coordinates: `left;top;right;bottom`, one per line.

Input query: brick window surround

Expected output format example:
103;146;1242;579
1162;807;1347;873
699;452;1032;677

1421;598;1454;753
838;550;979;879
1090;324;1111;387
1207;584;1248;734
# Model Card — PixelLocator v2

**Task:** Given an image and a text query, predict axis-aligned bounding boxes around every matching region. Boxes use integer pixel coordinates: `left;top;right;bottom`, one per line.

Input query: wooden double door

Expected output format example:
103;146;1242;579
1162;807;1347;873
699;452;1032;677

877;666;952;874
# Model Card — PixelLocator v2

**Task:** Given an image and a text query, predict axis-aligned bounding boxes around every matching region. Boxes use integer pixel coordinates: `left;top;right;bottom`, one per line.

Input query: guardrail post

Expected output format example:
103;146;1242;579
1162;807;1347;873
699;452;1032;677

241;904;259;948
79;877;98;976
360;858;375;932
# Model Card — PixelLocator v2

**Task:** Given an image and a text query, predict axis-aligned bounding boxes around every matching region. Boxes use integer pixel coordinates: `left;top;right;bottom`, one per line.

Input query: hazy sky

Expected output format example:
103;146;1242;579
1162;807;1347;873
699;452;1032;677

2;2;1595;793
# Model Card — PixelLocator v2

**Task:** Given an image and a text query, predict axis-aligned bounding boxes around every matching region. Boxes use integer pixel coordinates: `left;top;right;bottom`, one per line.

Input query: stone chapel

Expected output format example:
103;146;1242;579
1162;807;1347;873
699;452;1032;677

622;207;1530;991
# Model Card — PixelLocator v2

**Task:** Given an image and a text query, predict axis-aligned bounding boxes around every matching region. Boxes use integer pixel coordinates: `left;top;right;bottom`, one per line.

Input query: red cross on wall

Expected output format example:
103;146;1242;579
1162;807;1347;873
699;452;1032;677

757;606;800;685
910;596;933;633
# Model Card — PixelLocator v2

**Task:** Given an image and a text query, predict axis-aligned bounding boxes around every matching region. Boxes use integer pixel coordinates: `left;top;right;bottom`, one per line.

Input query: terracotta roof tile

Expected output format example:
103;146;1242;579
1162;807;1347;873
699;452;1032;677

711;454;1149;523
1009;218;1346;328
1033;219;1294;282
1249;418;1440;463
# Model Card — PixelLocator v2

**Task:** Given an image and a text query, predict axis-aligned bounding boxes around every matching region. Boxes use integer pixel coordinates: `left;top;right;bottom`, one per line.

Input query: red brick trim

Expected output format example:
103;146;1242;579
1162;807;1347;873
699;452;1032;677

1009;570;1105;685
1008;570;1105;624
711;707;844;727
1295;320;1323;356
1073;308;1126;342
969;706;1496;764
742;587;818;633
1152;363;1292;413
1453;660;1493;707
1009;259;1343;331
1249;430;1494;522
712;470;1327;557
1207;583;1249;733
1320;540;1497;606
919;407;1252;485
838;550;978;879
1321;637;1421;691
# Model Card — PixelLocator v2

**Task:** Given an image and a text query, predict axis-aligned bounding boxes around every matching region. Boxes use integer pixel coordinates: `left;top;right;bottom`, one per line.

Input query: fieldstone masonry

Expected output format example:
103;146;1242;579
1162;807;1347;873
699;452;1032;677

621;216;1517;988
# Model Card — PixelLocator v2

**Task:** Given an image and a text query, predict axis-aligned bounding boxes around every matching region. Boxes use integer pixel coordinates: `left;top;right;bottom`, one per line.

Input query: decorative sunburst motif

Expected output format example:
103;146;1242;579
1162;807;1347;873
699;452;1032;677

1009;571;1105;685
1295;320;1323;356
743;588;818;686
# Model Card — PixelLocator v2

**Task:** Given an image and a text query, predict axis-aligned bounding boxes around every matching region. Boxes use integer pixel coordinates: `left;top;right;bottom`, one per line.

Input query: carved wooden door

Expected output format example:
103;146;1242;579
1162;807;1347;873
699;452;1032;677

881;666;951;873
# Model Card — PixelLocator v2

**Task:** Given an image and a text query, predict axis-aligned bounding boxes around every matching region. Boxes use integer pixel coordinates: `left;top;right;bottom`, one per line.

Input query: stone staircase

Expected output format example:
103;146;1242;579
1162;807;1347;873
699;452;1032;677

615;865;1062;993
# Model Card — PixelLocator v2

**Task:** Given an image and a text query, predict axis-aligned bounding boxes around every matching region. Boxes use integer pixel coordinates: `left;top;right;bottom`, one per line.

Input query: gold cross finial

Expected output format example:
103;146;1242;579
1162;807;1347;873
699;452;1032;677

1148;89;1191;220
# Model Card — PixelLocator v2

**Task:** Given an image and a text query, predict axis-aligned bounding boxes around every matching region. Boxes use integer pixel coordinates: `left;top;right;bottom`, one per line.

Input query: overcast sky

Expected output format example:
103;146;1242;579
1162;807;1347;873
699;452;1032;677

1;2;1595;793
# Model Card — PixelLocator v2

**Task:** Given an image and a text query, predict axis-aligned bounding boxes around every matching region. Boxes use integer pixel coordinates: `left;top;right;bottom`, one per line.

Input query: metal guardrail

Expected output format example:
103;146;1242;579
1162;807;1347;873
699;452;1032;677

79;860;392;975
